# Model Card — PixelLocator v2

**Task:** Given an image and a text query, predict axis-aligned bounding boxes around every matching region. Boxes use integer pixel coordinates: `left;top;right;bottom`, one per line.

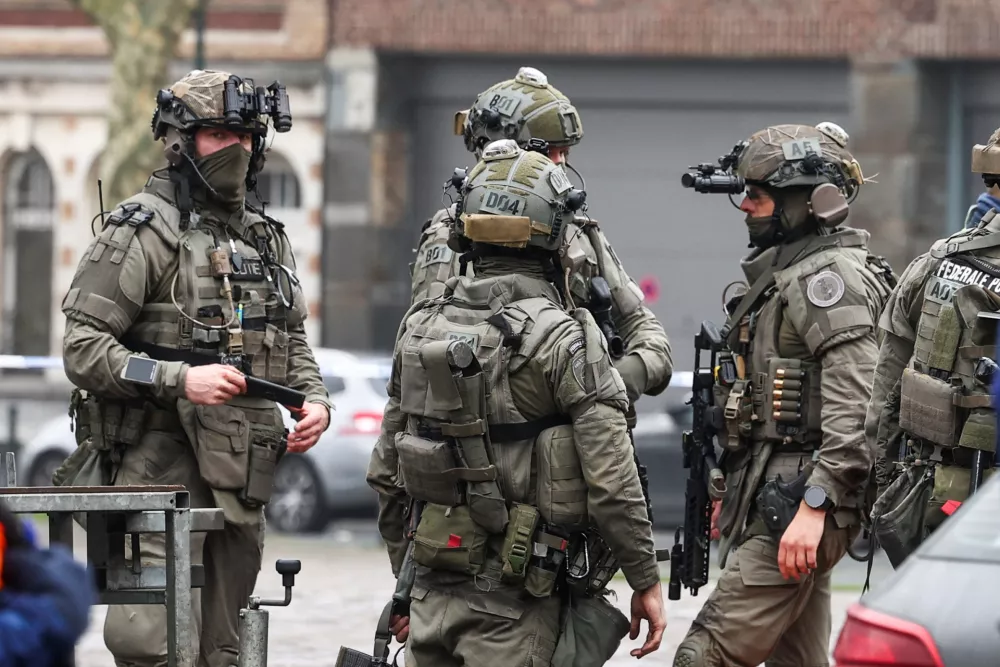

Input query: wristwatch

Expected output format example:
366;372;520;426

803;485;833;511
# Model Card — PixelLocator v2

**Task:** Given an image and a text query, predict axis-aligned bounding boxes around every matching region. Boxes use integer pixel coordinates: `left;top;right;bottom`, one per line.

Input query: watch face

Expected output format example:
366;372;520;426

804;486;828;509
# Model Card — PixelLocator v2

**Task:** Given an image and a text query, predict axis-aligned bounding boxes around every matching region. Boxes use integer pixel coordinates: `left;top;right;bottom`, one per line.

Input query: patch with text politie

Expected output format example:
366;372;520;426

925;257;1000;305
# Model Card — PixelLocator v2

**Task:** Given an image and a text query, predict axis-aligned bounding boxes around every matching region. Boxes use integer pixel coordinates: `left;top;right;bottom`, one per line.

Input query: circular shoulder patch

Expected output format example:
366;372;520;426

806;271;845;308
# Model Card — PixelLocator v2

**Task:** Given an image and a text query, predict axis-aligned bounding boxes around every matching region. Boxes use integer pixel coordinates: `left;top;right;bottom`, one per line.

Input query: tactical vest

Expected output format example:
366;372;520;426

898;218;1000;495
91;193;298;508
411;208;645;320
394;282;587;597
714;232;892;552
411;206;464;303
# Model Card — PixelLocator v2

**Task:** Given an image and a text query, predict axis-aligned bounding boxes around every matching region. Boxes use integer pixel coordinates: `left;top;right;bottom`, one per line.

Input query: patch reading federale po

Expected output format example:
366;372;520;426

806;270;845;308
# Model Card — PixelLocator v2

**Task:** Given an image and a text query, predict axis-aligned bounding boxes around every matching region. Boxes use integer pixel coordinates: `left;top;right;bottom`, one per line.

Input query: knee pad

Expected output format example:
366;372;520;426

674;627;721;667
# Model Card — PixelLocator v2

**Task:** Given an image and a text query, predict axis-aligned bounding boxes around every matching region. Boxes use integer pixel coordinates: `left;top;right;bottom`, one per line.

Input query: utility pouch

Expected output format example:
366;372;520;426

721;379;753;452
899;367;959;447
412;503;488;575
238;427;288;508
550;590;631;667
763;358;808;441
524;528;569;599
957;408;997;454
68;389;92;447
187;403;251;490
536;425;588;529
421;338;508;535
395;432;464;506
501;503;540;582
871;464;934;568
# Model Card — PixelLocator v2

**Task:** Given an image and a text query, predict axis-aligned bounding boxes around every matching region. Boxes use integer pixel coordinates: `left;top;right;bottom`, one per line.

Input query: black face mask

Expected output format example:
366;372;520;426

744;214;782;249
193;143;251;212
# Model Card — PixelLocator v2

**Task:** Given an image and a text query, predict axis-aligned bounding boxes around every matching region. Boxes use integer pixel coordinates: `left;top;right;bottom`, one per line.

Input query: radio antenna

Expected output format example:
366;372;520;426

98;179;106;228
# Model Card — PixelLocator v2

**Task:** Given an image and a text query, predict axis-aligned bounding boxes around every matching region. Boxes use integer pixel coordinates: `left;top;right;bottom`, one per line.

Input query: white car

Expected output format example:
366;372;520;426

18;347;392;533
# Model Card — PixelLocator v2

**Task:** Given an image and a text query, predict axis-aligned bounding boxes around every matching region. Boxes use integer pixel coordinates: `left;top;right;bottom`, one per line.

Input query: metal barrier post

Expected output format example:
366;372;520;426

0;484;223;667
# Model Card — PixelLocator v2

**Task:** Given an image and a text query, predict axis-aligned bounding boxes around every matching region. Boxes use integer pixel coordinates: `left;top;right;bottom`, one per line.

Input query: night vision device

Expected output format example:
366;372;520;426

223;75;292;133
680;142;747;194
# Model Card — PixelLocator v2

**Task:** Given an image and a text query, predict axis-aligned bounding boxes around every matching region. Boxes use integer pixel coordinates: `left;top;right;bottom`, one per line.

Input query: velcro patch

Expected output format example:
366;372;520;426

806;271;845;308
782;138;823;160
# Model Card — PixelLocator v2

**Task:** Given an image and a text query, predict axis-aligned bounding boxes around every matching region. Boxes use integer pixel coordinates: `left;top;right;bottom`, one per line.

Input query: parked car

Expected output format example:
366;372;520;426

632;403;689;531
266;348;391;533
831;470;1000;667
17;348;393;533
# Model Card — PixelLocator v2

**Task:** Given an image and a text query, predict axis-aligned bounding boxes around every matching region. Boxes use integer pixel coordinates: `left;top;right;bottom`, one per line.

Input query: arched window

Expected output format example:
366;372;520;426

2;149;54;358
248;151;301;209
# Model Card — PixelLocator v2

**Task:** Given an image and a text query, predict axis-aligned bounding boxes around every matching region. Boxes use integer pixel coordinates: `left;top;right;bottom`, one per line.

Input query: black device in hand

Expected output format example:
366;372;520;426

588;277;625;359
669;320;727;600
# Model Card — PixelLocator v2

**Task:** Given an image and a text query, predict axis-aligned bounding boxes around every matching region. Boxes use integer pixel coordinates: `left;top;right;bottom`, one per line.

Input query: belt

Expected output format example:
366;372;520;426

418;414;572;443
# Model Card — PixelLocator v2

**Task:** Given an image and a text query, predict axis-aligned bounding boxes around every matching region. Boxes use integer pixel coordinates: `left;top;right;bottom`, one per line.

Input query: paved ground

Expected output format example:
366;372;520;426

70;521;895;666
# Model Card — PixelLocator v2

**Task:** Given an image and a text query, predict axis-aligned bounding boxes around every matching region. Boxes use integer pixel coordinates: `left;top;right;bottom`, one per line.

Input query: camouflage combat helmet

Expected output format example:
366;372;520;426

736;123;865;199
458;67;584;157
150;69;292;184
971;126;1000;176
457;139;586;252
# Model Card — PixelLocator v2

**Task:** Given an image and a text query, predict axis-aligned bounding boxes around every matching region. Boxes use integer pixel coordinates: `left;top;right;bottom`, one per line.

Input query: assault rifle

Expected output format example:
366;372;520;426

668;320;727;600
584;276;652;523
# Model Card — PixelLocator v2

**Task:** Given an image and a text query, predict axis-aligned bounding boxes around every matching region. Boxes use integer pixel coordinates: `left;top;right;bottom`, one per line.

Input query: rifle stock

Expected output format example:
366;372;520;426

669;320;727;600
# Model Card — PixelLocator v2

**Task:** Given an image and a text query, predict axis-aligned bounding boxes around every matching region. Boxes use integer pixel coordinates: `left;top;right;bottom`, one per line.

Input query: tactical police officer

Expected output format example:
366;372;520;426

369;140;665;666
866;127;1000;567
59;70;331;667
674;124;893;666
410;66;672;410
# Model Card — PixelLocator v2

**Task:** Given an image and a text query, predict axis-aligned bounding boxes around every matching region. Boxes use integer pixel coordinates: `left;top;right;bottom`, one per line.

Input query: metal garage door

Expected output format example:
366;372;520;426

398;56;850;410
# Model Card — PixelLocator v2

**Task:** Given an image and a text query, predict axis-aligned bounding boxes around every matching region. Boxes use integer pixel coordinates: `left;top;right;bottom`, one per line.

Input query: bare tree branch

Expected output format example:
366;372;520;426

70;0;202;206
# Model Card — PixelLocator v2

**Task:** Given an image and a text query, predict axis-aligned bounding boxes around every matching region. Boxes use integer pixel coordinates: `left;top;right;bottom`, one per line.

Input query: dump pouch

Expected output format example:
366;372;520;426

412;503;488;575
871;464;934;568
550;590;631;667
395;432;464;506
899;367;959;447
535;425;588;528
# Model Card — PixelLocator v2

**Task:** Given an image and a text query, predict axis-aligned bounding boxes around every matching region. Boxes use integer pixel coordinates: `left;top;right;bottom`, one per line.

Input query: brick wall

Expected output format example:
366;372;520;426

0;0;327;60
332;0;1000;59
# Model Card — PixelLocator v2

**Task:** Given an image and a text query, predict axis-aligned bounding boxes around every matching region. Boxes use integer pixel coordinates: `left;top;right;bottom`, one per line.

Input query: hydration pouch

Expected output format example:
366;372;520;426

395;432;464;506
871;464;934;569
412;503;488;575
501;503;540;582
535;425;588;528
550;590;631;667
238;427;288;508
899;367;959;447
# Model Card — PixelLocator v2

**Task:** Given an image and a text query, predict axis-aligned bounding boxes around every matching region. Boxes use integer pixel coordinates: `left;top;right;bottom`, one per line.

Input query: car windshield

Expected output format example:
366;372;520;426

358;358;392;397
920;473;1000;563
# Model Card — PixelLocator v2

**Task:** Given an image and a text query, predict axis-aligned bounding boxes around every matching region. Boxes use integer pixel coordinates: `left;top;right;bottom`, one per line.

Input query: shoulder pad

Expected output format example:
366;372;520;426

105;202;154;228
506;297;573;367
116;193;181;250
776;247;875;355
